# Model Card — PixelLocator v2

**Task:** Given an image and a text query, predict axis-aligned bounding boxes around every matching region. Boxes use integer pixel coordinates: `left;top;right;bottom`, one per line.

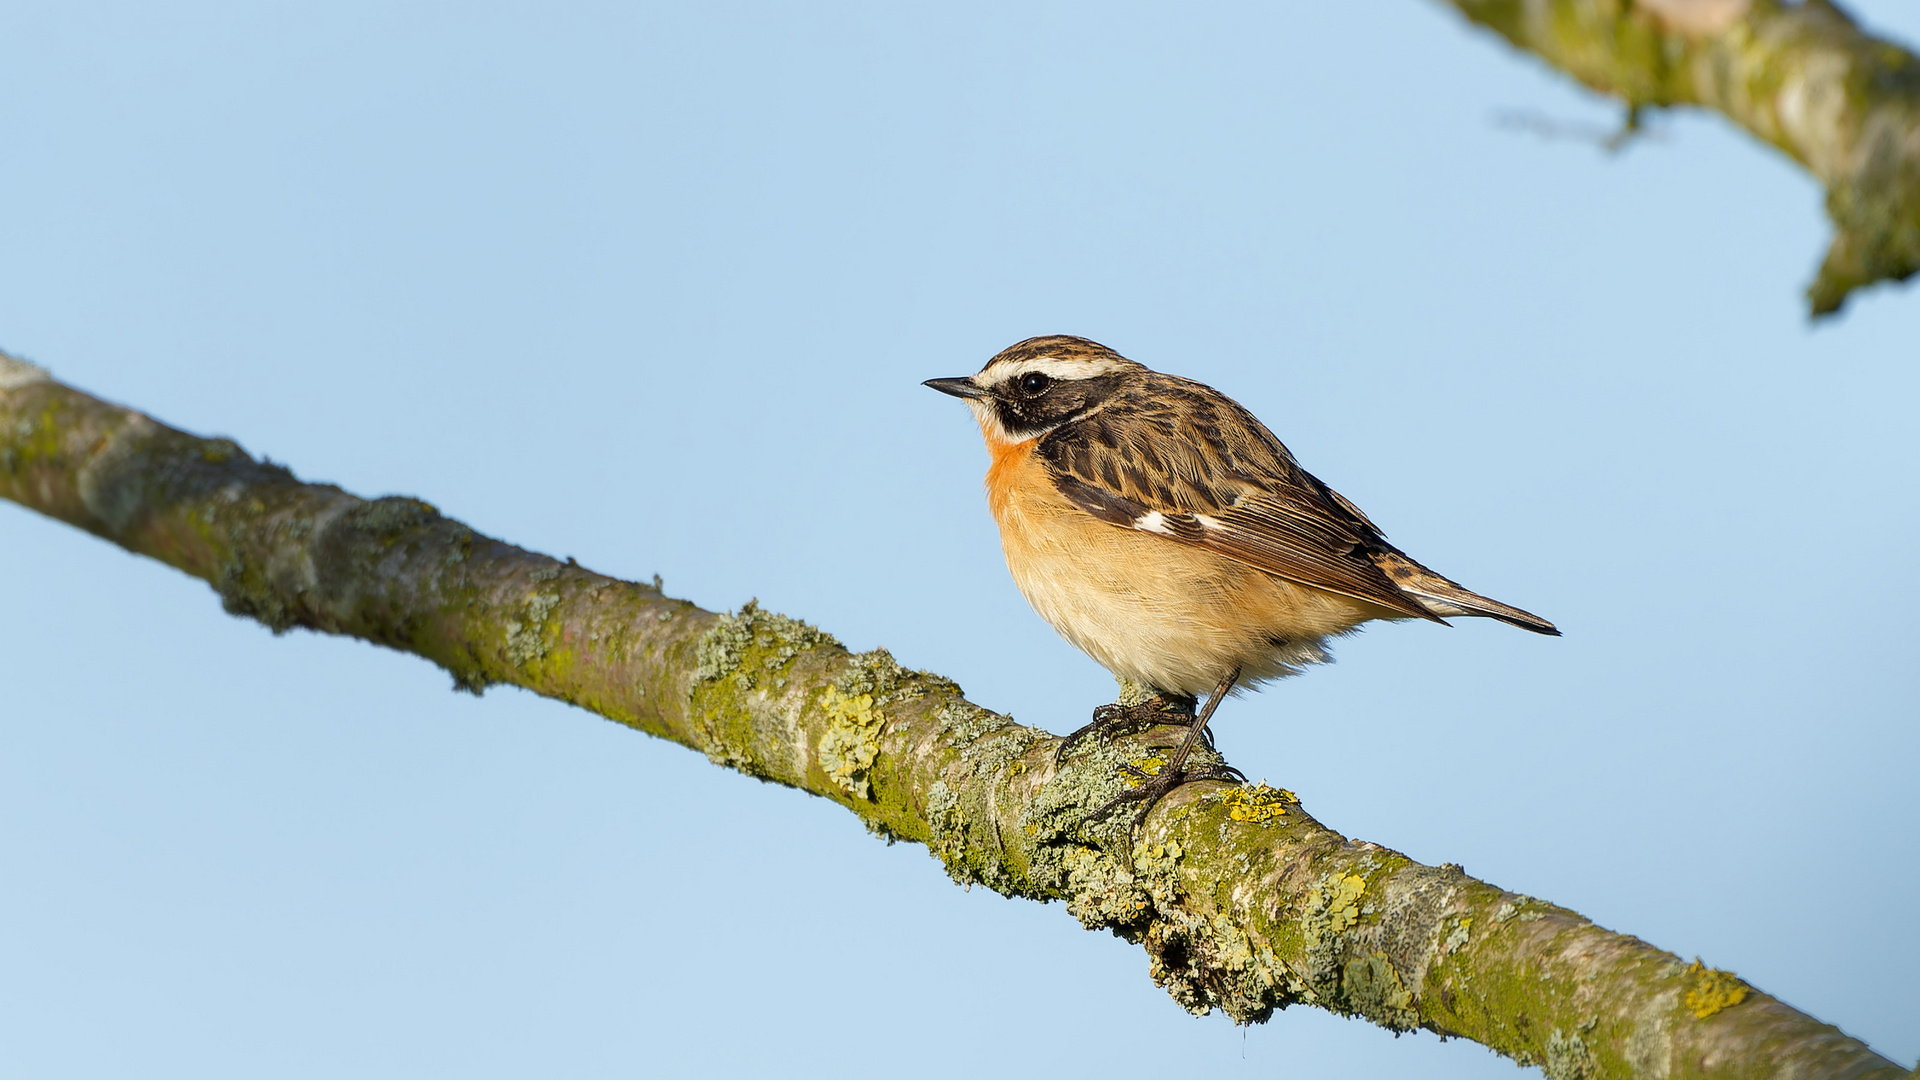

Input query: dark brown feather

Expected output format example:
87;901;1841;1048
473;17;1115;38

1036;374;1444;622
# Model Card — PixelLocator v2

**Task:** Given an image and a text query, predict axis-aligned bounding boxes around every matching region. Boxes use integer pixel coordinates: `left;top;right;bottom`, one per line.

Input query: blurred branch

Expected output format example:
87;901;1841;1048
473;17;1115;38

1494;105;1672;150
1;351;1910;1079
1440;0;1920;315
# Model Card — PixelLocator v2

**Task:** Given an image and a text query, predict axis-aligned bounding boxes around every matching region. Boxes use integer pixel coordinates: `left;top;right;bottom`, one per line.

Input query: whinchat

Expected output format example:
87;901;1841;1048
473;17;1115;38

927;335;1557;827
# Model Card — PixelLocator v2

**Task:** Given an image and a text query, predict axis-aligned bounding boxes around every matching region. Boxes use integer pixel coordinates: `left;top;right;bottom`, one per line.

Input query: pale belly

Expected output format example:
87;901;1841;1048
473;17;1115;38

990;470;1396;698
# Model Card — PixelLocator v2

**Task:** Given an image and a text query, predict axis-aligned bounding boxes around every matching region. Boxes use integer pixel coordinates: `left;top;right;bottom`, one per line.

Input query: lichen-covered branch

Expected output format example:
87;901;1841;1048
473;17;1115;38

1439;0;1920;315
1;352;1909;1080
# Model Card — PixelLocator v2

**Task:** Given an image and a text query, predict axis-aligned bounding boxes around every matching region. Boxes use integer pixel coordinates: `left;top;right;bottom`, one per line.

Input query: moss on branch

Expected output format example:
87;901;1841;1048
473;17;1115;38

1;353;1910;1079
1441;0;1920;315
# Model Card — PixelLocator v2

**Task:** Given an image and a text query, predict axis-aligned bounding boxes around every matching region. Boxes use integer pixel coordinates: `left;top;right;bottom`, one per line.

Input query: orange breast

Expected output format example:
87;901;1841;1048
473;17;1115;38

983;436;1037;521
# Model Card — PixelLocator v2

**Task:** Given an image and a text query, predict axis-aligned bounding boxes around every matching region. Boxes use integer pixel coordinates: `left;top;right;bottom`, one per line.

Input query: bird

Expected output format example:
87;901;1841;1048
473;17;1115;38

925;334;1557;829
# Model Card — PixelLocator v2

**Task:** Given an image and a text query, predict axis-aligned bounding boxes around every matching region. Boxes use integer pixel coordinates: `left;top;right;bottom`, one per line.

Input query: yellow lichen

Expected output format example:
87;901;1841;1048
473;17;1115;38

1308;873;1368;934
1682;959;1749;1019
818;686;883;799
1330;874;1365;931
1222;784;1296;823
1124;753;1168;784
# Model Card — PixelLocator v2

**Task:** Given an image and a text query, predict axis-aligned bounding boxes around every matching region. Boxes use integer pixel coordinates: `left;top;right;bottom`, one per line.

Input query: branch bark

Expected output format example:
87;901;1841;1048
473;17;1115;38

1;351;1909;1080
1438;0;1920;316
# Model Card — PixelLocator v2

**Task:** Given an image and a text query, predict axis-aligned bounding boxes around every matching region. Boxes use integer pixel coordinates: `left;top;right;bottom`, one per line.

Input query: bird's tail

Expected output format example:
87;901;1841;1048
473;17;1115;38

1369;550;1560;636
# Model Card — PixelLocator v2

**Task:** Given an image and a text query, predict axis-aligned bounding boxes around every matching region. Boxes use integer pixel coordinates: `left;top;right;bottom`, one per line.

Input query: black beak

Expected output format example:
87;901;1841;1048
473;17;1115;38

923;377;985;401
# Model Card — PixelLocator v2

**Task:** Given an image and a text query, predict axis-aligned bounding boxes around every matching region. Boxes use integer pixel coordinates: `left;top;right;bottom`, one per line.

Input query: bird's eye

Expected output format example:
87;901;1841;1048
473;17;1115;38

1018;373;1052;394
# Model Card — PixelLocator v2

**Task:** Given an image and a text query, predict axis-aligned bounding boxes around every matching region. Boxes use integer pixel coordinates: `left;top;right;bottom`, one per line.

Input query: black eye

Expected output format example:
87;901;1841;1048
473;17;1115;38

1018;372;1052;394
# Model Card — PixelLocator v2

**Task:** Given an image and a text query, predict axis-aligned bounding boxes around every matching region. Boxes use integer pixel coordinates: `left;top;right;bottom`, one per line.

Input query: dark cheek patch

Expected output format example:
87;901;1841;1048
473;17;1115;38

996;376;1122;436
995;400;1052;438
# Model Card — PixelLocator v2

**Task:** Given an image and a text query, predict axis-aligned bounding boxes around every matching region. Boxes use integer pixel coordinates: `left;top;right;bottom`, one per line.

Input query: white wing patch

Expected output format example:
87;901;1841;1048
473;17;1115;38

1125;509;1213;542
1133;510;1174;535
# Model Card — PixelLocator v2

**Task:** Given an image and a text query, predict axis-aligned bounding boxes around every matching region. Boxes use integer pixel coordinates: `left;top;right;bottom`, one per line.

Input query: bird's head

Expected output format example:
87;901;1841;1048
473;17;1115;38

924;335;1144;446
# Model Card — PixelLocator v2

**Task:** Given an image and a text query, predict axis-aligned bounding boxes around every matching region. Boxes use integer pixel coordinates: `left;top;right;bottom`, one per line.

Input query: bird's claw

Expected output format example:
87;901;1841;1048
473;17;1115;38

1053;696;1203;765
1084;760;1247;835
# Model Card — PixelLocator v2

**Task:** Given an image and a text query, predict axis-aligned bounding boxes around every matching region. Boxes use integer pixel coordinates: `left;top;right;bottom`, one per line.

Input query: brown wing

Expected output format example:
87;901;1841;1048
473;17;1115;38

1036;376;1443;623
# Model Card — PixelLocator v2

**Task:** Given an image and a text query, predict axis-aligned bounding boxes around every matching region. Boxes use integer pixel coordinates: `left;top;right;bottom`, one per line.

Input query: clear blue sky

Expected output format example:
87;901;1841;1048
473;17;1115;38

2;3;1915;1076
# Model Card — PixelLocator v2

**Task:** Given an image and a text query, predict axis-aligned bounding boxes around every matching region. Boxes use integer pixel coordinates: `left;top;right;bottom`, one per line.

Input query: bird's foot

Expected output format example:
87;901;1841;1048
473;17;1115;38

1085;756;1247;835
1054;694;1201;765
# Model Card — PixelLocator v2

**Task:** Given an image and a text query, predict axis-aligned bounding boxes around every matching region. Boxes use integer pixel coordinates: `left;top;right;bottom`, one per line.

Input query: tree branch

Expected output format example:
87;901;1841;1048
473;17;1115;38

1438;0;1920;316
1;351;1908;1079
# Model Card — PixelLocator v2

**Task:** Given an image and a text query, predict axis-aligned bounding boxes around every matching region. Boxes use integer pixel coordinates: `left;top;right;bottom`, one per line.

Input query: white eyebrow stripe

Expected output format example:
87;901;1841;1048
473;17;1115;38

980;356;1133;384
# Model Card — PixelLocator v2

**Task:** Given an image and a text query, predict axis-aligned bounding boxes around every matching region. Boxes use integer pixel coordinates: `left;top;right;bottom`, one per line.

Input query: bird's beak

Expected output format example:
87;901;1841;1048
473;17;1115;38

923;376;985;400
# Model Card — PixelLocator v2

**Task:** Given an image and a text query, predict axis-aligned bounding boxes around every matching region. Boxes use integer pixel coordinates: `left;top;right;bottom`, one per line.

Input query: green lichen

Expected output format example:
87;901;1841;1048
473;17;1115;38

692;617;753;684
819;647;960;804
692;599;840;689
1129;821;1302;1022
818;686;883;799
1543;1027;1597;1080
959;727;1038;780
1140;837;1184;866
1682;958;1750;1019
3;394;75;480
937;699;1010;747
921;773;1002;888
926;779;960;830
919;695;1040;892
1057;844;1152;930
1292;871;1372;1001
1013;734;1162;916
504;588;561;666
1342;953;1418;1032
1201;912;1292;1017
1492;895;1541;923
1114;676;1157;707
833;647;918;704
686;601;843;779
215;554;299;633
1315;874;1367;934
1023;740;1134;854
201;479;304;634
921;768;1021;892
1124;836;1188;912
351;495;441;539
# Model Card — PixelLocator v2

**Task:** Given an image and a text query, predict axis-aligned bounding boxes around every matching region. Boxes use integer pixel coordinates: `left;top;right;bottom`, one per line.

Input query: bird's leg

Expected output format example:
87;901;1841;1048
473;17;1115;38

1086;668;1245;834
1054;690;1198;765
